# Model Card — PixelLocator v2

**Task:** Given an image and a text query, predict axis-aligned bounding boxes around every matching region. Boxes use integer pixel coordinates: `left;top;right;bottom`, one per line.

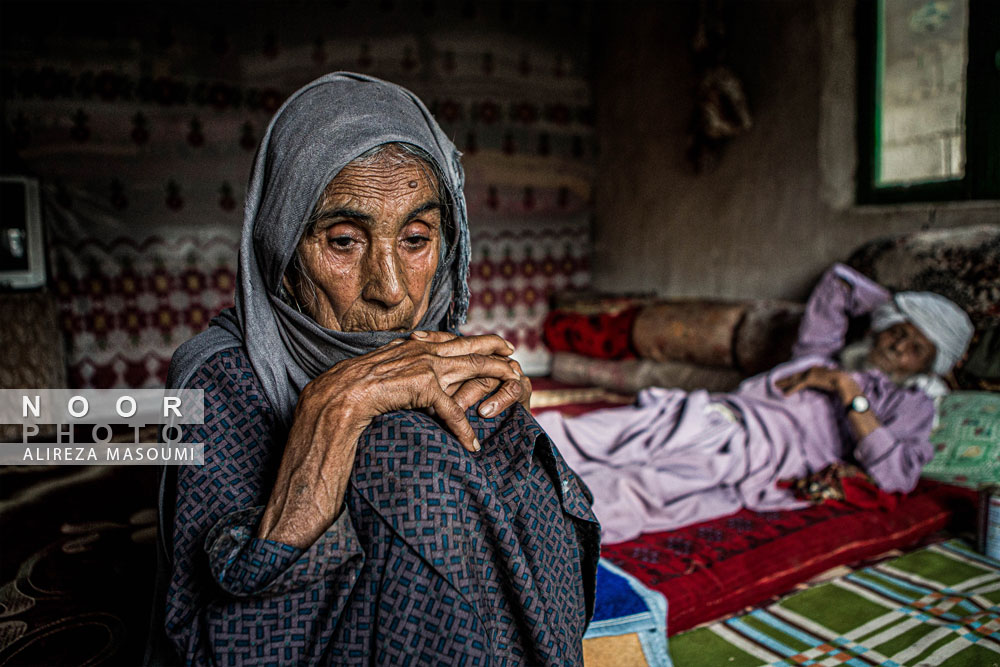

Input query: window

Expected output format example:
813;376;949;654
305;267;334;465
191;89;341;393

857;0;999;203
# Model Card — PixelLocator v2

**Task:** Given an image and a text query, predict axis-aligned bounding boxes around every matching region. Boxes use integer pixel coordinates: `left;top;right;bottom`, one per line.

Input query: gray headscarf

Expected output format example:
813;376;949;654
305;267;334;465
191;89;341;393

167;72;471;426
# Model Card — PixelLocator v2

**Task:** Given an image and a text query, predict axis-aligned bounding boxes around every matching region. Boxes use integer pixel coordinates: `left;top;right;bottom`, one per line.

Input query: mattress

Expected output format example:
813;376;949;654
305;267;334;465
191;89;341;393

530;380;977;637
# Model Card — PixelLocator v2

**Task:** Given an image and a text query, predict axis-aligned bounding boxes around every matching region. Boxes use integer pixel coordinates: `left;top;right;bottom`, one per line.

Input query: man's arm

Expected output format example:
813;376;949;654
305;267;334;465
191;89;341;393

778;367;936;493
852;388;936;493
792;263;892;360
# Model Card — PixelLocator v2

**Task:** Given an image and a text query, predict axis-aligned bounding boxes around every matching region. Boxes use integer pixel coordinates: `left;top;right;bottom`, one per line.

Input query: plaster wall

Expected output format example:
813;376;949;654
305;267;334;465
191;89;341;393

591;0;999;301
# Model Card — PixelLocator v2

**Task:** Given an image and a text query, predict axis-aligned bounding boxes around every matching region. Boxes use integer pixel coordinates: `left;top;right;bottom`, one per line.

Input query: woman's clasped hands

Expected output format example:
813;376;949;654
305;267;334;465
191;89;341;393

259;332;531;547
326;330;532;453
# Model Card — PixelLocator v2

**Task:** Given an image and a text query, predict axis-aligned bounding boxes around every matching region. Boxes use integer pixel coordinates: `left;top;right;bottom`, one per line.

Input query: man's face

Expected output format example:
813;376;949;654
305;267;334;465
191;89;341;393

868;322;937;378
286;156;442;332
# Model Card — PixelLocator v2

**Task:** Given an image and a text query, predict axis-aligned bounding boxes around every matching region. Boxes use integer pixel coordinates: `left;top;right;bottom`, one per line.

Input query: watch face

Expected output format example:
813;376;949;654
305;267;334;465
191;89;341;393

851;395;871;413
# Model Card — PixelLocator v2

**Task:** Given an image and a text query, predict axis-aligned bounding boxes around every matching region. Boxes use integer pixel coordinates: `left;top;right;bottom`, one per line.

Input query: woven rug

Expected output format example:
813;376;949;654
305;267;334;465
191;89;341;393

584;560;671;667
670;540;1000;666
603;481;974;636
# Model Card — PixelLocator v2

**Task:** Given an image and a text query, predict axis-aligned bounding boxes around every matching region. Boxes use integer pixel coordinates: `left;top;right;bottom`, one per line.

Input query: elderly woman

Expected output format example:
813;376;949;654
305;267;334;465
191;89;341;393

536;263;974;543
154;73;599;666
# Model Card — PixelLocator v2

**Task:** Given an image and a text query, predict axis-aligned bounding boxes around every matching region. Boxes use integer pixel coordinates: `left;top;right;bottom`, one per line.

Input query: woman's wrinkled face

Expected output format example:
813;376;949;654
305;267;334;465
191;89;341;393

287;153;442;332
868;322;936;379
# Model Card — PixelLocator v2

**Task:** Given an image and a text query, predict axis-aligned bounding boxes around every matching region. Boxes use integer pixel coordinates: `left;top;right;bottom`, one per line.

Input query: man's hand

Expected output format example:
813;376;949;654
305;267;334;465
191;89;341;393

776;364;881;443
776;366;848;396
781;462;869;503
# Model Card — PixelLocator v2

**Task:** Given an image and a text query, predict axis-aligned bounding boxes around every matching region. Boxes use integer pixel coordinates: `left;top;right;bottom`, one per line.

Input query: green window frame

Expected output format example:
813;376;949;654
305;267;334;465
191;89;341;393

856;0;1000;204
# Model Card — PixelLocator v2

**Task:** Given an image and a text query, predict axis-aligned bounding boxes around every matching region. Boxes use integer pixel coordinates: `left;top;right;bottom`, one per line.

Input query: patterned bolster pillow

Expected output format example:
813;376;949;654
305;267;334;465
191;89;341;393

543;300;804;373
542;302;743;366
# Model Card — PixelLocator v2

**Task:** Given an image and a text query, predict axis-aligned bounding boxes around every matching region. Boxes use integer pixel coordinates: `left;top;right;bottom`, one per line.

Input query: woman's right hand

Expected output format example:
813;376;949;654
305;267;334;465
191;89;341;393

258;334;521;548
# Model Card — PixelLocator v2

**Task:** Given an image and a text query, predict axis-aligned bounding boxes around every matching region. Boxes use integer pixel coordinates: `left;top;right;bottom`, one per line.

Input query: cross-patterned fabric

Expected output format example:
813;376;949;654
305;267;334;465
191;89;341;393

5;2;597;386
164;347;600;665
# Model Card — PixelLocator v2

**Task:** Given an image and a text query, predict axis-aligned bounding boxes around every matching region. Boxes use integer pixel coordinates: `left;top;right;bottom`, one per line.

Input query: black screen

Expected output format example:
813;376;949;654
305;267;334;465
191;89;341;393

0;181;29;273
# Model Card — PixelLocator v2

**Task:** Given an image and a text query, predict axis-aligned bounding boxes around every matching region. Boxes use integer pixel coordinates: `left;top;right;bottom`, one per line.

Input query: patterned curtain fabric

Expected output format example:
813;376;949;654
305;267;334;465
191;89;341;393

3;1;595;387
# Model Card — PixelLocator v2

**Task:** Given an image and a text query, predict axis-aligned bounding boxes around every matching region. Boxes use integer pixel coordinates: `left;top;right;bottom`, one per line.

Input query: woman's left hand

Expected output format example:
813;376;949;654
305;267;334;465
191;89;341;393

410;330;532;417
776;366;847;396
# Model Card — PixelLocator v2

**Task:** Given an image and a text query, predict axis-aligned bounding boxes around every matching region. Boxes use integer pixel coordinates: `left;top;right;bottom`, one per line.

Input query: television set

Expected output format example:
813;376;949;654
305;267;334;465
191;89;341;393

0;176;46;290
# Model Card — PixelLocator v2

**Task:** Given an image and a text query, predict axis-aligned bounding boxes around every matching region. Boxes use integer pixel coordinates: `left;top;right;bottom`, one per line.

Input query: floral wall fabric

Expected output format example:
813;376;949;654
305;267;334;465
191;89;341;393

2;1;595;386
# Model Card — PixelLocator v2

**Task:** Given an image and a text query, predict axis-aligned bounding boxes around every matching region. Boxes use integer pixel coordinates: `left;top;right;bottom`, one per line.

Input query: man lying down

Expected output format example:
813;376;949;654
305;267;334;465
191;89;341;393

535;263;974;544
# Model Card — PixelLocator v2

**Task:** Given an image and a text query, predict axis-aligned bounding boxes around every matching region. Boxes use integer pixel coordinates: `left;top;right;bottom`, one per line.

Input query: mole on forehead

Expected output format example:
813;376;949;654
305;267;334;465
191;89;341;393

319;174;432;200
326;165;432;188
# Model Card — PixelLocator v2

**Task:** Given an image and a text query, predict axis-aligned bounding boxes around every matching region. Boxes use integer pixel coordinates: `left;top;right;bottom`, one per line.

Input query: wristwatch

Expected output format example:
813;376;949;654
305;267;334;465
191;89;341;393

847;395;871;414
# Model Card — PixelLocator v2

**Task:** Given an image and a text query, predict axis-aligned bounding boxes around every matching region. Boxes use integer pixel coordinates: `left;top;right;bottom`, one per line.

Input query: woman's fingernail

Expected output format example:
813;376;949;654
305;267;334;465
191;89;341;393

480;403;495;417
411;330;428;338
504;339;515;352
472;438;481;452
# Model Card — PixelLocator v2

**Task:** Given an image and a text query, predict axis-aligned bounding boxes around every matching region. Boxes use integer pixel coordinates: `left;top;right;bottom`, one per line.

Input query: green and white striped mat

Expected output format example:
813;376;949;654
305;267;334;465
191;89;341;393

670;540;1000;666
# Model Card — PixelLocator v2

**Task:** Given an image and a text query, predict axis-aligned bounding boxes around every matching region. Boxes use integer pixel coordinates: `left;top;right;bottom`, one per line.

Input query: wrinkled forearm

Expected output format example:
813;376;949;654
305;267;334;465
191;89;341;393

166;348;369;666
258;398;369;548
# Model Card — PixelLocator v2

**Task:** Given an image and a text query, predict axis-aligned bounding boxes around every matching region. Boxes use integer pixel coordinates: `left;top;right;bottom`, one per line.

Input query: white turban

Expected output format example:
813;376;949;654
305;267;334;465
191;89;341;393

870;292;974;375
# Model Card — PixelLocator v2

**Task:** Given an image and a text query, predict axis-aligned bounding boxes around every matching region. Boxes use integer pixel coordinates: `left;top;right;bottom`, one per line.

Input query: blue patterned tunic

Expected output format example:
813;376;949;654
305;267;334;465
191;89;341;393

164;347;600;665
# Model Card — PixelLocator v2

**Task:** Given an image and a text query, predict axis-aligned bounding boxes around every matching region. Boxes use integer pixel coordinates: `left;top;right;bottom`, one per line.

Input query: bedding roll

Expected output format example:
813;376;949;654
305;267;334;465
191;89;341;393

550;352;743;394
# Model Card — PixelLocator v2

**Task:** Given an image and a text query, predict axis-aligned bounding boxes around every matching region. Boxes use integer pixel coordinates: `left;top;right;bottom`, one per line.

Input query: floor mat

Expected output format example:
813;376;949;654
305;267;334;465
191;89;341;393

584;560;671;667
669;540;1000;666
601;482;976;635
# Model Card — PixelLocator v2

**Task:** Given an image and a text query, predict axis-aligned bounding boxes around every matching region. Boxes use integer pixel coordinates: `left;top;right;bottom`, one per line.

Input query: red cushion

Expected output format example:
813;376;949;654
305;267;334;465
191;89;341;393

542;307;639;360
600;481;975;635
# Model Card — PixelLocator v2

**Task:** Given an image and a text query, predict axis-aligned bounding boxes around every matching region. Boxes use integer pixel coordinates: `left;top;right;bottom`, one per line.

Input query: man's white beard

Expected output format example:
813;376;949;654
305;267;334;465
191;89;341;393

839;339;874;373
838;338;949;404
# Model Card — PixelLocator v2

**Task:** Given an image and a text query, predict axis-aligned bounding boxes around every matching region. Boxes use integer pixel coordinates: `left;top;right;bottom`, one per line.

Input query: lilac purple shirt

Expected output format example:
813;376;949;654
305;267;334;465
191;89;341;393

536;264;936;544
